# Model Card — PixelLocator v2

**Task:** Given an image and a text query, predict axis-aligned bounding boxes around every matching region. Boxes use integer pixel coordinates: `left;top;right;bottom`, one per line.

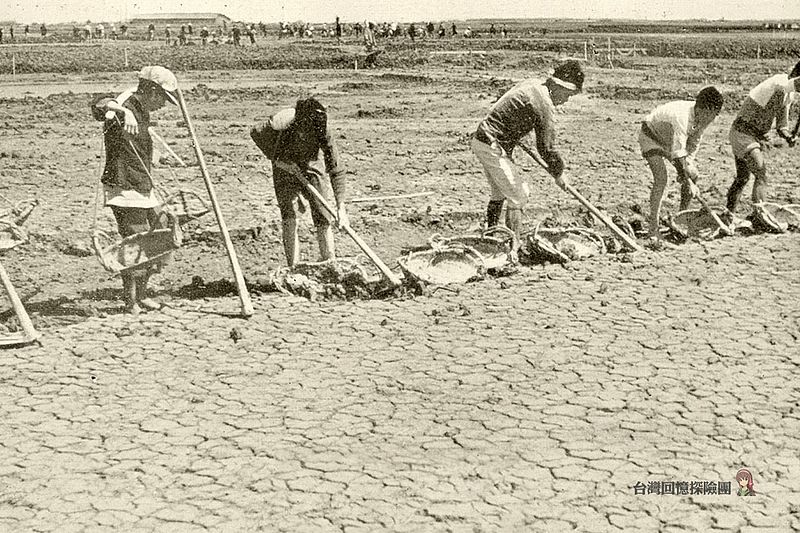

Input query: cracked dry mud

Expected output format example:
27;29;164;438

1;57;799;531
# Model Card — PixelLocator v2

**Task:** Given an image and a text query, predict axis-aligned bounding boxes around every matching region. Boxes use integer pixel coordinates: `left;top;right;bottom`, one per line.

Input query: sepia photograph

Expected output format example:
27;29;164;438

1;0;798;530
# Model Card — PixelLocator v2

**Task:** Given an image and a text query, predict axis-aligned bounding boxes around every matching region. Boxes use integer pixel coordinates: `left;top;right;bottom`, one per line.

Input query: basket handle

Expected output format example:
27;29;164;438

427;233;446;250
92;229;115;251
166;211;183;247
566;227;607;254
781;204;800;223
482;225;519;251
0;220;28;243
91;230;120;273
527;222;572;263
181;189;211;212
164;189;211;216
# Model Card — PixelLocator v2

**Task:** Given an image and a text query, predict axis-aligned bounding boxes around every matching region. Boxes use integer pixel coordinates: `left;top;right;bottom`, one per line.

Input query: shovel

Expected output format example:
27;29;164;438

683;177;733;236
518;144;643;252
0;260;39;347
278;164;402;286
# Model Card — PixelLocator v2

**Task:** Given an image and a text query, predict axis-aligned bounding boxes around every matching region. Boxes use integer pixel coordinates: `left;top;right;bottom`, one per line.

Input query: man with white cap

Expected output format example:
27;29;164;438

471;59;585;237
724;60;800;233
91;66;179;314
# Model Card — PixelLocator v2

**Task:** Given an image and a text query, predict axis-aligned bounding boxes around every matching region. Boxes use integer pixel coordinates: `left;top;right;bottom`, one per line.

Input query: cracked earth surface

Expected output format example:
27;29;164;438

2;234;799;531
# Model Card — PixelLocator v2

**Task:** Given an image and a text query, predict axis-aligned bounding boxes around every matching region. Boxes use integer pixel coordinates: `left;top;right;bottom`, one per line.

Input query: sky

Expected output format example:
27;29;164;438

1;0;799;24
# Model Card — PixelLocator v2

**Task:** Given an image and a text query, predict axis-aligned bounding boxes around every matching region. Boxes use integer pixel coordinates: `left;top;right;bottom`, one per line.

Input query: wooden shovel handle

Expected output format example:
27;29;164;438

0;261;39;343
683;177;733;236
176;88;254;317
288;169;402;286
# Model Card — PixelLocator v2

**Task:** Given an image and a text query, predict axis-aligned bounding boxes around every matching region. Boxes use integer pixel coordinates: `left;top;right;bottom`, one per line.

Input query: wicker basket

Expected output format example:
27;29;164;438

759;203;800;230
93;214;183;274
398;244;485;285
526;224;606;263
429;226;517;270
668;207;724;240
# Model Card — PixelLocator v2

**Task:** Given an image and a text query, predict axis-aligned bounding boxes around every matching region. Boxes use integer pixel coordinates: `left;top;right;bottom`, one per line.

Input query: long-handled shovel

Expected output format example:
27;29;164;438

176;88;254;317
0;260;39;347
281;166;402;286
518;144;643;252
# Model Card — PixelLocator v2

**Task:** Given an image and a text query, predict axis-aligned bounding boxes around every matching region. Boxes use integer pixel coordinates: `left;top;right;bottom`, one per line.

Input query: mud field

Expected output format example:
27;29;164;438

1;50;799;531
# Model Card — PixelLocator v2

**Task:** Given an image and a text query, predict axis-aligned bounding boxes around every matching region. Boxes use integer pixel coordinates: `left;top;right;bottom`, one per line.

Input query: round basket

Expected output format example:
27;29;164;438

668;206;725;240
525;224;606;263
93;214;183;274
398;244;485;285
759;203;800;230
429;226;517;269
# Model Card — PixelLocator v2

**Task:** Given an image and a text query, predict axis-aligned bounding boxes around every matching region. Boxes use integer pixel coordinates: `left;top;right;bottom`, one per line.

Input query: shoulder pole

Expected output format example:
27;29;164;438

176;87;254;317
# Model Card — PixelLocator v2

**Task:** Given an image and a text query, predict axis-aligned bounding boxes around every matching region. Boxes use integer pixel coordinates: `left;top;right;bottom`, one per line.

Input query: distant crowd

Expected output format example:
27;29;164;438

0;23;50;43
279;20;515;41
0;18;518;46
158;22;268;47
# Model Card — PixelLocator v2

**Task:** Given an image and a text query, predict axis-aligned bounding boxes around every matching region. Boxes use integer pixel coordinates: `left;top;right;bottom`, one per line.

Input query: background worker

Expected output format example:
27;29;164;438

725;61;800;232
250;97;348;267
638;86;724;244
471;60;584;237
363;21;376;51
91;66;179;314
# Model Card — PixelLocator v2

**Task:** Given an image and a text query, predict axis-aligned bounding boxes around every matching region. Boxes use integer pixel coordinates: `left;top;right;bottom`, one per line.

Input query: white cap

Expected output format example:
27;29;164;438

138;65;179;105
269;108;296;130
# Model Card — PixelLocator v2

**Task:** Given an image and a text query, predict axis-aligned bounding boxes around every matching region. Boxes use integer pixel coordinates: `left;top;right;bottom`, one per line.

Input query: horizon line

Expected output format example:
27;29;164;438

2;16;799;24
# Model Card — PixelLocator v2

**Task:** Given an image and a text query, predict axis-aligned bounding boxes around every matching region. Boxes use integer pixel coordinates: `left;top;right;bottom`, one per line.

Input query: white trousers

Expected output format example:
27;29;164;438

471;138;530;208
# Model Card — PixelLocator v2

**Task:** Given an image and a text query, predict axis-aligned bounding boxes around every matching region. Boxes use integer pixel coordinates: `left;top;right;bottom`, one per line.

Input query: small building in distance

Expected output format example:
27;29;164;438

128;12;231;29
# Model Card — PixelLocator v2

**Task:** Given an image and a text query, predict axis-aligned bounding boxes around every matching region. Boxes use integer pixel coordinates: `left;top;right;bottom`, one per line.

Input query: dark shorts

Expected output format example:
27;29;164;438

272;160;335;227
110;206;168;237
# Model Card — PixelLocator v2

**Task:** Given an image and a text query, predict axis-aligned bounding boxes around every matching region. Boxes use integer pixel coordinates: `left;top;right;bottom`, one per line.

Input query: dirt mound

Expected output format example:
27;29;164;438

353;106;413;119
378;73;433;84
334;82;376;92
266;260;391;300
589;85;694;102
